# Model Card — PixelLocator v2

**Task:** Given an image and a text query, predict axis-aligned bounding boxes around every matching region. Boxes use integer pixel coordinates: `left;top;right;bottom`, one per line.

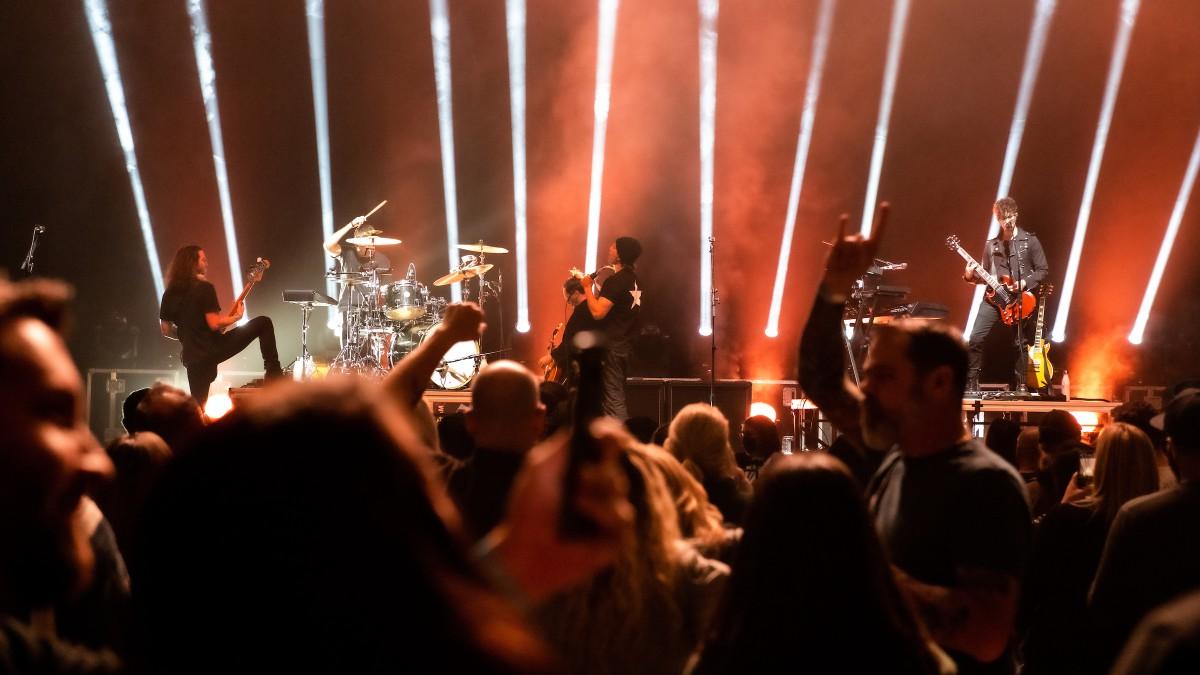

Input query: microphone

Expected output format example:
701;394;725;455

20;225;45;276
35;225;45;234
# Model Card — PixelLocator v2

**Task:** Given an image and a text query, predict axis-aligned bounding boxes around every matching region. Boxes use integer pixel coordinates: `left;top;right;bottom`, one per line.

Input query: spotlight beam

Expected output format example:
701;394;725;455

186;0;246;315
585;0;621;273
83;0;165;298
1051;0;1141;343
1128;124;1200;345
964;0;1058;336
764;0;837;338
429;0;463;303
506;0;530;333
304;0;339;327
698;0;719;337
859;0;911;237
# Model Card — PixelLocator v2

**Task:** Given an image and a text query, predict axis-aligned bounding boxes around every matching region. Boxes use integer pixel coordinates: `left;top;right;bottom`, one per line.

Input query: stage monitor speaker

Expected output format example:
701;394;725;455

626;378;669;427
85;368;184;444
666;379;751;454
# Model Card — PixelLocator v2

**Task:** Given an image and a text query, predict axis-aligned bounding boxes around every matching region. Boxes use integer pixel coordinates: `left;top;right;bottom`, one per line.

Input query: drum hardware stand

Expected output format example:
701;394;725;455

283;290;337;380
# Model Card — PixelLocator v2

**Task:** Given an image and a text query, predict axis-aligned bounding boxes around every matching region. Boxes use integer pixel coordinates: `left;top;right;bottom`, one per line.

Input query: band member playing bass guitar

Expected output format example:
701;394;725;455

159;246;283;407
962;197;1048;394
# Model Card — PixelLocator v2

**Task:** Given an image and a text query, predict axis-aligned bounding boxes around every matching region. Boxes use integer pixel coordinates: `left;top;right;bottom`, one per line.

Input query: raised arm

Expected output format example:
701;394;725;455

798;209;888;442
323;217;364;257
572;269;614;320
382;302;486;407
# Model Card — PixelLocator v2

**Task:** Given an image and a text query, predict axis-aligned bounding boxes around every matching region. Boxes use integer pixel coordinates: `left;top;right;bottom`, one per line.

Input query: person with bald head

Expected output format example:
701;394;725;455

448;360;547;540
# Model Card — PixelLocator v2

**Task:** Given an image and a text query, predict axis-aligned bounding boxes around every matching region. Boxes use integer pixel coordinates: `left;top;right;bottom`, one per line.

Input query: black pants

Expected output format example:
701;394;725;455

601;344;630;421
185;316;280;407
967;302;1031;389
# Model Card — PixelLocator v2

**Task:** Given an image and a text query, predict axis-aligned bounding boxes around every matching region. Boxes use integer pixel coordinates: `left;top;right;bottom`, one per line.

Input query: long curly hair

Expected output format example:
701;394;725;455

633;442;727;548
165;245;203;291
536;444;691;674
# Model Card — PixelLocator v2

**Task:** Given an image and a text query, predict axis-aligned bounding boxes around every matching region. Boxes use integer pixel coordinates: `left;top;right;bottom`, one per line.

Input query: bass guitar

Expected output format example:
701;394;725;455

1026;284;1054;391
223;257;271;333
946;235;1035;325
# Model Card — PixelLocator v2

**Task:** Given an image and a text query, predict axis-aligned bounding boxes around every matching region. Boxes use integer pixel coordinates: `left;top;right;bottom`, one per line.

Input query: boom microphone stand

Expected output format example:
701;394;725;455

708;236;718;406
1011;235;1029;398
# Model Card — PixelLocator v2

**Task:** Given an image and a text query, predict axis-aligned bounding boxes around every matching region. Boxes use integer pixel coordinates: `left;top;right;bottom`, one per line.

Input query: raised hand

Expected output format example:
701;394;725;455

439;302;486;343
823;203;890;296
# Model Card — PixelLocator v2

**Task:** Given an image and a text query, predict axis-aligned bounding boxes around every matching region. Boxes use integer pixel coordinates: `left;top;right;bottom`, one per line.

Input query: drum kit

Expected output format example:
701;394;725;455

325;230;509;389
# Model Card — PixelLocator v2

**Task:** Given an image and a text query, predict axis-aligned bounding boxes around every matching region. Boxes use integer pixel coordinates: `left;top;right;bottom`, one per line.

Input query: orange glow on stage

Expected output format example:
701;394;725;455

1070;328;1135;400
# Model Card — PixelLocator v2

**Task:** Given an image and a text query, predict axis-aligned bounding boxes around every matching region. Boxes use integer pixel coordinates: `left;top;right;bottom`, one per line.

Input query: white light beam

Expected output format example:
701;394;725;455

1128;124;1200;345
83;0;165;298
698;0;719;337
186;0;246;315
304;0;339;328
430;0;463;303
765;0;837;338
964;0;1058;335
585;0;621;272
506;0;530;333
859;0;911;236
1052;0;1141;343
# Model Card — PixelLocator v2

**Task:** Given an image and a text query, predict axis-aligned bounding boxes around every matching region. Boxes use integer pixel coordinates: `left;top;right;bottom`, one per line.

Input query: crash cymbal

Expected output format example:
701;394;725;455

347;235;402;247
432;263;494;286
456;243;509;254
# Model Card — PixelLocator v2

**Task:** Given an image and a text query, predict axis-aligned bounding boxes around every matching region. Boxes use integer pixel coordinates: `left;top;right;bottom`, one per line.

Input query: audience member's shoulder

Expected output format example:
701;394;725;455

0;615;121;675
1118;482;1200;521
959;438;1025;480
1111;588;1200;675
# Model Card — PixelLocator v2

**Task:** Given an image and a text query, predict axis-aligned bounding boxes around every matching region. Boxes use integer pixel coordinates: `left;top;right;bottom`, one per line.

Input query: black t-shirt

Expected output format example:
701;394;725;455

550;301;598;378
598;267;641;345
160;280;220;365
868;439;1032;675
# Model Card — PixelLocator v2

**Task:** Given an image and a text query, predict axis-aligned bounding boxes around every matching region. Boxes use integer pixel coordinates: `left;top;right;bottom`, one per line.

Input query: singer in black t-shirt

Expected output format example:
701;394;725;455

159;246;282;407
572;236;643;419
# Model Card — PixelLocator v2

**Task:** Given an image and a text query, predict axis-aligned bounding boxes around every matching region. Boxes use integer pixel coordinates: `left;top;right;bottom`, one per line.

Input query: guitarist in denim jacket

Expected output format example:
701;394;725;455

962;197;1048;394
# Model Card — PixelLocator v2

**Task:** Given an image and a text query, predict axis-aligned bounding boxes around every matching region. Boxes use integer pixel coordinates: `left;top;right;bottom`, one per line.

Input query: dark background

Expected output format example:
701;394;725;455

2;0;1198;395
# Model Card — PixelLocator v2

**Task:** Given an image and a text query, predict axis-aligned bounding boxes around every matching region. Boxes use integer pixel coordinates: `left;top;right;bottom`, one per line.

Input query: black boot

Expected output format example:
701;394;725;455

965;374;981;398
264;360;285;381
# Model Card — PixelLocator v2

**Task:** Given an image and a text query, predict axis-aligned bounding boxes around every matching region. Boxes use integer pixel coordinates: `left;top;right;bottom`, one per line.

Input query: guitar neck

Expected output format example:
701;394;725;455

1033;297;1047;344
233;280;256;306
953;245;1002;292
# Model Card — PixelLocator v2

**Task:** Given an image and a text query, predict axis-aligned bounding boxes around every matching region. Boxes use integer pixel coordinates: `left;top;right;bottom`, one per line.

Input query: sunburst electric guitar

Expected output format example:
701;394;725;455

946;235;1036;325
1025;284;1054;391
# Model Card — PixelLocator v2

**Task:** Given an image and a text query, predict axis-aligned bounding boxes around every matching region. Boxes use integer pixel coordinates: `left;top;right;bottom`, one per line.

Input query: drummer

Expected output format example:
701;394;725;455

323;217;393;338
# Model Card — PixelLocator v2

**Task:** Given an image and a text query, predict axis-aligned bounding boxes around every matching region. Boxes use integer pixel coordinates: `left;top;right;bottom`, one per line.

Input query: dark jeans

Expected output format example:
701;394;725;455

967;302;1031;389
601;344;630;420
185;316;280;406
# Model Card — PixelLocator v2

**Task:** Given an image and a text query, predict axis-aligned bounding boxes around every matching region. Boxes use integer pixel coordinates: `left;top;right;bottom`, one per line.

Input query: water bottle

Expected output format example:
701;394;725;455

1061;370;1071;401
781;435;794;455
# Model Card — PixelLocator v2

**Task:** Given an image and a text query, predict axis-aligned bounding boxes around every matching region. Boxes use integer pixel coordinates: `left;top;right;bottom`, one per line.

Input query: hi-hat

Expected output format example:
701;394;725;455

347;235;402;247
456;242;508;254
433;264;494;286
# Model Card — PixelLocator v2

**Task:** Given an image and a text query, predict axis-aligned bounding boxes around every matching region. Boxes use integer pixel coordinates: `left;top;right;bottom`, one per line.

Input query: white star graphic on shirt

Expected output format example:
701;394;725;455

630;282;642;309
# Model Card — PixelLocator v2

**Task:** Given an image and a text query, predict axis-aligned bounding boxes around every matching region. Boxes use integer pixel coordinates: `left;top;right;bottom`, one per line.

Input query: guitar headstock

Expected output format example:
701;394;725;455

945;235;961;250
246;257;271;284
1038;283;1054;298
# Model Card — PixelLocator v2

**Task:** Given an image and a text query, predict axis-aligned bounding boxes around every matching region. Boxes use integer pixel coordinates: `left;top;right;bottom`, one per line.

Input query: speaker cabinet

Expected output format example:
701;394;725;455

625;377;750;452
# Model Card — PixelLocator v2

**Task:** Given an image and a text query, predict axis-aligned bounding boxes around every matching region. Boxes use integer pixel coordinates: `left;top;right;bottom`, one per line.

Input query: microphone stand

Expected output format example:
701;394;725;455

708;236;718;406
1012;233;1028;397
19;225;45;278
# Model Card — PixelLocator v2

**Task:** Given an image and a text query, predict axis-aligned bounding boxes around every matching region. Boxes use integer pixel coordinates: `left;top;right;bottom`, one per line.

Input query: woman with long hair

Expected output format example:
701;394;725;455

537;442;729;675
632;442;739;561
691;453;948;675
1020;422;1160;674
665;403;753;524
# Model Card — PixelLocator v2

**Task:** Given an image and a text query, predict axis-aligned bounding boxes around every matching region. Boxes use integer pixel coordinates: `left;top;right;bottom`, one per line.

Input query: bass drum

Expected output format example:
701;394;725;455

391;326;484;390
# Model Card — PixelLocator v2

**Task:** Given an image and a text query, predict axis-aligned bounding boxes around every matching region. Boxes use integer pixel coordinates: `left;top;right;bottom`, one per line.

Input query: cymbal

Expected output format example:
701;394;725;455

325;271;369;285
347;235;402;247
432;263;494;286
456;243;508;254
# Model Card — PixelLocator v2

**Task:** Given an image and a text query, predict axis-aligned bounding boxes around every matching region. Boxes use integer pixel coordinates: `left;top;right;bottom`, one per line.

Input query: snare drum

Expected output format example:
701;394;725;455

382;280;426;321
